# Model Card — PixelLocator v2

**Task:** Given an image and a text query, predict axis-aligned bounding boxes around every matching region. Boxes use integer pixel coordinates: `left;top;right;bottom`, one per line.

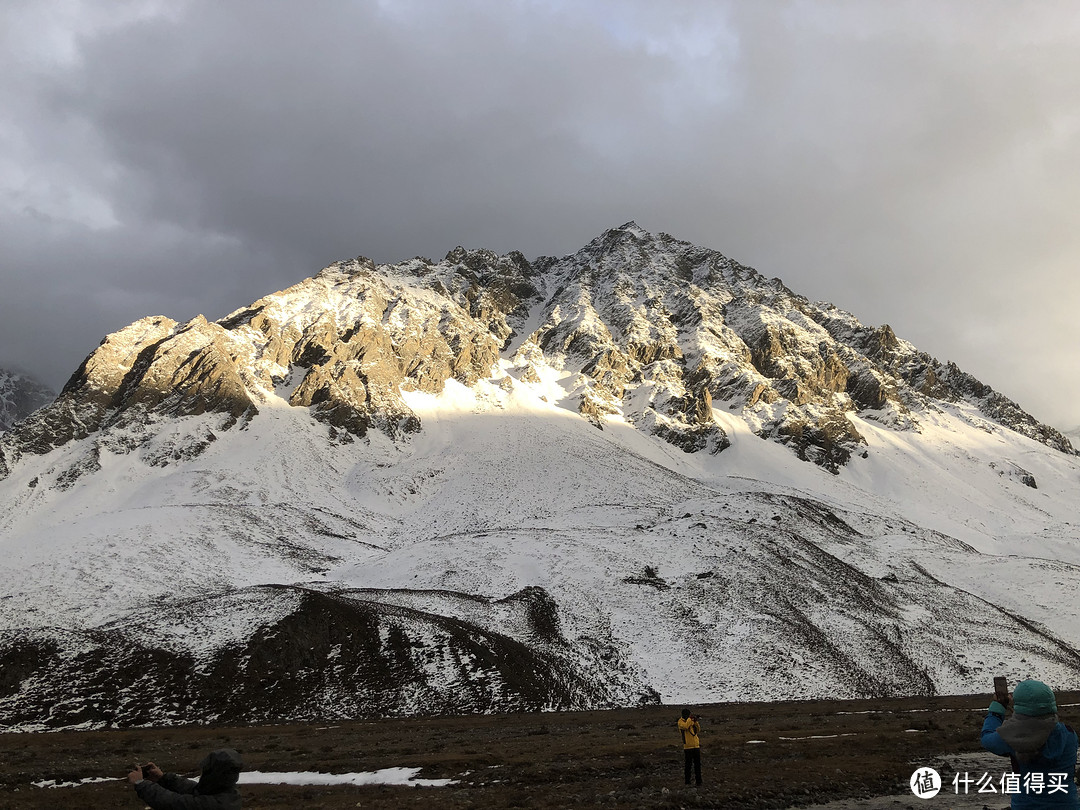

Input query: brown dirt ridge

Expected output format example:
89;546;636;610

2;692;1078;809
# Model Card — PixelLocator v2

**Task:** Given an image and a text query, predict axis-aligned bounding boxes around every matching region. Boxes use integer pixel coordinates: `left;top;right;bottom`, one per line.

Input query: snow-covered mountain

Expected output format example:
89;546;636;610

1;223;1078;730
0;367;54;433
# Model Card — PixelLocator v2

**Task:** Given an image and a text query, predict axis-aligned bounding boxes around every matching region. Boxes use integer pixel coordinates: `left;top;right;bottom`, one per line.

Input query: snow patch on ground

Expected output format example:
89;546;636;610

240;767;455;787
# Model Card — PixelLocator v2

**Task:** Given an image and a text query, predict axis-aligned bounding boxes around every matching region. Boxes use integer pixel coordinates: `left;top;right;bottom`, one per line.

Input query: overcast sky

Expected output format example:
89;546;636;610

2;0;1078;429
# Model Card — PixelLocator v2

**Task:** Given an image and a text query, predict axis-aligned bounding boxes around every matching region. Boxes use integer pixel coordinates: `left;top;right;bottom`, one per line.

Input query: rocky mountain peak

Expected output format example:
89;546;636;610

0;224;1072;484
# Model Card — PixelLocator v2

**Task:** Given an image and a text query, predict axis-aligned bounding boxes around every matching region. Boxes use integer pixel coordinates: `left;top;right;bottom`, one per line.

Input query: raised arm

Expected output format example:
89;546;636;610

980;700;1013;757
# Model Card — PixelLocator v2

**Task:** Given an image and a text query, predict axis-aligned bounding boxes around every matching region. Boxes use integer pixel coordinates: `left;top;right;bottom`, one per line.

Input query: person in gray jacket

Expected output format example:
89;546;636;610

128;748;243;809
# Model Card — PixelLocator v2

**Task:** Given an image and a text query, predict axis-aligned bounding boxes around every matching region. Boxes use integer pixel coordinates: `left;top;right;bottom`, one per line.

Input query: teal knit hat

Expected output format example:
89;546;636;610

1012;679;1057;716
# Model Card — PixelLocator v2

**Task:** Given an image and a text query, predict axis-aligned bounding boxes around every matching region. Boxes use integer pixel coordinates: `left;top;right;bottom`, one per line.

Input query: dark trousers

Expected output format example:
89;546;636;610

684;747;702;785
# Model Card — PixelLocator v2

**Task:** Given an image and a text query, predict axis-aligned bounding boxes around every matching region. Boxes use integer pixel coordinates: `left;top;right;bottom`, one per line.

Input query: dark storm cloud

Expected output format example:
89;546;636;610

2;1;1078;427
45;0;659;260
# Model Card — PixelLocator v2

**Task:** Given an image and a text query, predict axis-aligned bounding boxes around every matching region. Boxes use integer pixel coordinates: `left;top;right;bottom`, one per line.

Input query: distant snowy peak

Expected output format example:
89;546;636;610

0;368;54;432
0;223;1072;478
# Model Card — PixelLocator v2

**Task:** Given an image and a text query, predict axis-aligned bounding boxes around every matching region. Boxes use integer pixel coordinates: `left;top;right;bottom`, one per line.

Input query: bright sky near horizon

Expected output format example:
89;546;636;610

2;0;1078;428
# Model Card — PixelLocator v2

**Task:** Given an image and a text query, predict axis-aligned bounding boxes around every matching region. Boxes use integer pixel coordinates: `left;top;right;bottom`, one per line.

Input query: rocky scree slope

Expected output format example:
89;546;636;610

0;585;620;728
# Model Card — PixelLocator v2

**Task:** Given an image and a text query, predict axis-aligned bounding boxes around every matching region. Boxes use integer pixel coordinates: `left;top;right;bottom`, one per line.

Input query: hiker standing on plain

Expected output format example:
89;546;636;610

678;708;703;786
127;748;244;809
981;679;1079;808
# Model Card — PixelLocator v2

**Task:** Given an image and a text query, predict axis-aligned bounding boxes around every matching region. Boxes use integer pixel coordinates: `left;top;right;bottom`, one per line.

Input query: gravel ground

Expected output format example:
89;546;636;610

2;693;1076;809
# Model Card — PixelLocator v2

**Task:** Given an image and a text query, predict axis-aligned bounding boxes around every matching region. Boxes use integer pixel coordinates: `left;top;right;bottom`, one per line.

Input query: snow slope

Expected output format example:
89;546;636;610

1;361;1079;725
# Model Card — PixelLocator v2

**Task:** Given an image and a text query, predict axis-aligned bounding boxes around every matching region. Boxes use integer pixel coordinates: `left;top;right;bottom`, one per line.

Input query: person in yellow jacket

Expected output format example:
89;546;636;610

678;708;702;785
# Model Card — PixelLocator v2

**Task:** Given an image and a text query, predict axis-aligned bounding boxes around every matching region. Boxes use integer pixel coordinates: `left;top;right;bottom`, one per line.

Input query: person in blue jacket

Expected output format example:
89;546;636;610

981;679;1079;809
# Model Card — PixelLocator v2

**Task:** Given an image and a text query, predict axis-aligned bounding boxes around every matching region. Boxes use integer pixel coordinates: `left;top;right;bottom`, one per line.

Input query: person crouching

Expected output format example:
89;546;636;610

128;748;244;809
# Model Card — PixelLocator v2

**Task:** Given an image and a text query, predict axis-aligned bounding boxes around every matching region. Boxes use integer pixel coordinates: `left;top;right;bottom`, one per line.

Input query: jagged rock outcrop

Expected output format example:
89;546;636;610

1;223;1072;480
504;224;1071;468
0;316;258;481
228;259;510;440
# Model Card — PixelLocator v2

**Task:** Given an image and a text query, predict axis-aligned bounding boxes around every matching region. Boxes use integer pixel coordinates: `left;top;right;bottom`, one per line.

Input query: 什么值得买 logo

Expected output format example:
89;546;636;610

911;766;1072;798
